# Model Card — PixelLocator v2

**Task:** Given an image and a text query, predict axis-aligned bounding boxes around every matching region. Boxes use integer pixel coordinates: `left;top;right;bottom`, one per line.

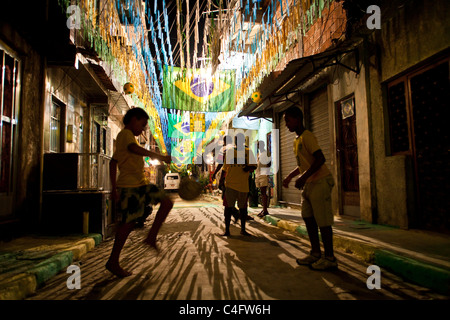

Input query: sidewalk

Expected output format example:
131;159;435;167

202;193;450;295
249;205;450;295
0;233;102;300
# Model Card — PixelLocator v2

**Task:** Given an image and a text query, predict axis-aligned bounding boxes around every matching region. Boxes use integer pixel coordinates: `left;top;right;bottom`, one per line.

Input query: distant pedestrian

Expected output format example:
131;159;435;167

221;133;257;236
282;106;337;271
106;107;173;277
255;141;271;218
213;135;239;223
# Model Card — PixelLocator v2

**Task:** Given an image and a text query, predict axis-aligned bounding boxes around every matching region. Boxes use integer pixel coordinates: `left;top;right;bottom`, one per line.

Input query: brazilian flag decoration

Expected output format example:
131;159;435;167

163;66;236;112
168;112;205;168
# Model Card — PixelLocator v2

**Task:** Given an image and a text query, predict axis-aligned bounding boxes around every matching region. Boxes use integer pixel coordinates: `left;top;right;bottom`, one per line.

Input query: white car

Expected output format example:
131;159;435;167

164;173;180;191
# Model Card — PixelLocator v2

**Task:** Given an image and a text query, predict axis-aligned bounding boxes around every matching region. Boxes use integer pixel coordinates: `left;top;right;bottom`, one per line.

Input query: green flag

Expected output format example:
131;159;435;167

167;112;205;165
163;66;236;112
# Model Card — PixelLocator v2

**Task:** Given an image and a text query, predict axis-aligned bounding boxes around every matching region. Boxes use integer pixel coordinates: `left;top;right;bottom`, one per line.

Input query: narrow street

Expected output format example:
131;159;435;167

26;195;444;301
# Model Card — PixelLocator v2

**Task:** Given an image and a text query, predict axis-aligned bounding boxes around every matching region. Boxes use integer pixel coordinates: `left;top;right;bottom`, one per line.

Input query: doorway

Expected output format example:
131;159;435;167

337;96;360;218
409;60;449;232
387;57;449;232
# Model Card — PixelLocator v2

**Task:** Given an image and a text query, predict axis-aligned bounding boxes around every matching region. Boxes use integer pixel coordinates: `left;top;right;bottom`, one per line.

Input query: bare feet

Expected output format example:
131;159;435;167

105;261;132;278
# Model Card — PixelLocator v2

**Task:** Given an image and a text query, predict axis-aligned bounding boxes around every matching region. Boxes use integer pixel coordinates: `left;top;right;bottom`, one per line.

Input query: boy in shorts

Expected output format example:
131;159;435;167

282;106;337;271
212;135;240;223
221;133;257;236
106;107;172;277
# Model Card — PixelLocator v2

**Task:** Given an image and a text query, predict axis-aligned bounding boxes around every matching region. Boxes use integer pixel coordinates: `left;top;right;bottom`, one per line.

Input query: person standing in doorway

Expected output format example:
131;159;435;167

106;107;172;278
282;106;337;271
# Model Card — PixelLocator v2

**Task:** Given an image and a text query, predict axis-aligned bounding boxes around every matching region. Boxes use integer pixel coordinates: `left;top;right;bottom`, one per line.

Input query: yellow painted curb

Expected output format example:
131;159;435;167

64;238;96;260
19;238;96;261
277;220;299;233
333;235;377;263
0;273;37;300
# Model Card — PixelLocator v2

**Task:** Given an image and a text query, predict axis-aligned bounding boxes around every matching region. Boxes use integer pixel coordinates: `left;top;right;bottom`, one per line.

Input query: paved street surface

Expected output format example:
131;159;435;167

27;196;446;300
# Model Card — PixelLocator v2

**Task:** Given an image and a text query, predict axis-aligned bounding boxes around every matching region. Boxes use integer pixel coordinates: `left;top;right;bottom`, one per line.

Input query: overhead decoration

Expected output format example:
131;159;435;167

123;82;135;95
168;112;205;165
57;0;341;161
163;66;236;112
190;113;206;132
57;0;172;154
218;0;338;114
251;91;262;103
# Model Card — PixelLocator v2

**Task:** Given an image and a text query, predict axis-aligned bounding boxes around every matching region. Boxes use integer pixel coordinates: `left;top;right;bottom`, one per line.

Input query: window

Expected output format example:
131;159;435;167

50;99;64;153
92;121;100;153
0;48;20;194
387;58;449;156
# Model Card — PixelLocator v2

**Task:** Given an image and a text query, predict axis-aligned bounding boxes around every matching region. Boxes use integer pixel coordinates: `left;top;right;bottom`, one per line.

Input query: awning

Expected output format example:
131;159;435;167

239;43;360;118
109;90;133;114
88;63;117;92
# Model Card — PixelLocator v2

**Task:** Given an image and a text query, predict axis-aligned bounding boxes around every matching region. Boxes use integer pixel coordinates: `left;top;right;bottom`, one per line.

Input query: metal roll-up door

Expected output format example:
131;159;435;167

309;87;331;169
279;114;302;205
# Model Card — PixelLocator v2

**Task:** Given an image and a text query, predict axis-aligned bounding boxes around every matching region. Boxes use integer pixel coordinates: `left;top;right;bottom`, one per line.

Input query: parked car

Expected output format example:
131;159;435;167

164;173;180;191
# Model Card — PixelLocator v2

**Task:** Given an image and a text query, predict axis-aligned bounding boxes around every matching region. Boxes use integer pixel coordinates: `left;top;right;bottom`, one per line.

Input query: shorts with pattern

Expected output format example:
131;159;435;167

301;175;335;227
118;184;165;224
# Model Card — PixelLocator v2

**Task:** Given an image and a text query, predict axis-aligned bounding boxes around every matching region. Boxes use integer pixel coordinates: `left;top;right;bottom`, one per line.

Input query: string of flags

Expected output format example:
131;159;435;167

57;0;337;164
220;0;334;113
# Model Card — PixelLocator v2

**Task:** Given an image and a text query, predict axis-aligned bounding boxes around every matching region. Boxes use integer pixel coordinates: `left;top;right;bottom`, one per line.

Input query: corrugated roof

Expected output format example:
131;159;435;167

239;43;360;118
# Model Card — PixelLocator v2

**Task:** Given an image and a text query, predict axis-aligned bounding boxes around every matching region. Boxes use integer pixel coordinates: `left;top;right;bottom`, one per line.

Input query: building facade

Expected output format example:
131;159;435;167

0;0;158;239
234;0;450;233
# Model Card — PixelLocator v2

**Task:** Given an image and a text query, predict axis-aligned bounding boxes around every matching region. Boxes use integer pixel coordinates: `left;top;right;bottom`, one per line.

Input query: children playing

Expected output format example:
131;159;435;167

106;107;172;278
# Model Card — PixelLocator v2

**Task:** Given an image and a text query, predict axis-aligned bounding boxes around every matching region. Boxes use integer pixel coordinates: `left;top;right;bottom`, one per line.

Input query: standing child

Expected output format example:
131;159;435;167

221;133;257;236
255;141;271;218
106;107;172;277
282;106;337;271
212;135;239;223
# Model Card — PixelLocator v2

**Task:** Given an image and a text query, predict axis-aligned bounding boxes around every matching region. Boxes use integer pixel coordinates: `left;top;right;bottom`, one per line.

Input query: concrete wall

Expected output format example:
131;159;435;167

0;23;44;227
366;0;450;228
329;48;374;222
378;0;450;82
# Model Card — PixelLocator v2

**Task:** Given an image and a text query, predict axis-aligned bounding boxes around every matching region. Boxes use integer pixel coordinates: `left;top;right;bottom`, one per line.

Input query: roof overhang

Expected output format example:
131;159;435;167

239;42;361;118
